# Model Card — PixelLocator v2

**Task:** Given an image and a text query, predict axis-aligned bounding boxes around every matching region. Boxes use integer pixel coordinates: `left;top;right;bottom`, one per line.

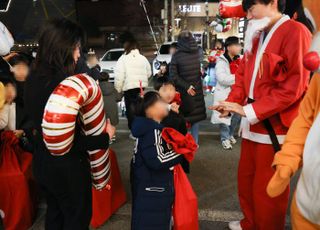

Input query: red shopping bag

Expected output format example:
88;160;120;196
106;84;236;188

90;149;127;228
0;131;36;230
173;165;199;230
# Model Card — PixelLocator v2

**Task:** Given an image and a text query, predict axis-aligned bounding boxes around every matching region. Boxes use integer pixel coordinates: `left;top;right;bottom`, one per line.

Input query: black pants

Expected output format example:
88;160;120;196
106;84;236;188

33;146;92;230
124;88;141;130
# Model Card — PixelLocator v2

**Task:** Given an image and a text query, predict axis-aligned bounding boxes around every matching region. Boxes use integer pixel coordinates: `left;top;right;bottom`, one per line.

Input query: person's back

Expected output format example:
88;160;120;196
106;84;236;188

115;49;151;92
170;37;200;89
99;79;121;126
170;31;206;143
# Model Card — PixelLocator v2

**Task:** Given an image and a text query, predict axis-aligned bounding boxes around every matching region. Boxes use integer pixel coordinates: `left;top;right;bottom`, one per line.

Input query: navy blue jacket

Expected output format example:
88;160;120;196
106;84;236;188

131;117;183;230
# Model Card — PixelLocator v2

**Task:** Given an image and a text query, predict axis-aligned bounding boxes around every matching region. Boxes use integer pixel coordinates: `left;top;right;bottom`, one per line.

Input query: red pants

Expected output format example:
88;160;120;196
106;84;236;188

239;139;289;230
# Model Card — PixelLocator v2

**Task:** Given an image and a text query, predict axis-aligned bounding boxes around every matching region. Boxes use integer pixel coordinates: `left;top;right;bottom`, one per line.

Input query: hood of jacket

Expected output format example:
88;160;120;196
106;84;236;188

99;81;114;96
131;117;163;138
177;36;199;53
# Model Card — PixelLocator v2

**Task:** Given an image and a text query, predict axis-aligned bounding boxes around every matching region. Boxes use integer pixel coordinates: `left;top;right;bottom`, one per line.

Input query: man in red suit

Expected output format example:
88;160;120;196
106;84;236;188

210;0;311;229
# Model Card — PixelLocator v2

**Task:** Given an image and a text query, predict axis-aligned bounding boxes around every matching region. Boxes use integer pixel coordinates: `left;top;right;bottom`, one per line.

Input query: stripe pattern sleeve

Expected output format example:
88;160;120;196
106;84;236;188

140;129;182;170
42;73;111;190
154;129;181;163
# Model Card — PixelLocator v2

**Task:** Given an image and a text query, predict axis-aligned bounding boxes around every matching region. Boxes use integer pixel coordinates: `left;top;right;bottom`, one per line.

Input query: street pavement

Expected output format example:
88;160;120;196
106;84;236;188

29;93;295;230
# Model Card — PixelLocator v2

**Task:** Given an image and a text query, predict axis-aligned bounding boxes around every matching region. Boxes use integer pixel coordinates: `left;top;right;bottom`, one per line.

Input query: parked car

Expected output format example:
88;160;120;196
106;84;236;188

152;42;177;75
99;48;124;83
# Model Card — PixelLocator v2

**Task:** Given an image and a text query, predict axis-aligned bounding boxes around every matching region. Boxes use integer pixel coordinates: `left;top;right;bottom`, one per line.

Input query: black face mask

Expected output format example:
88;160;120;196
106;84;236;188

223;52;240;64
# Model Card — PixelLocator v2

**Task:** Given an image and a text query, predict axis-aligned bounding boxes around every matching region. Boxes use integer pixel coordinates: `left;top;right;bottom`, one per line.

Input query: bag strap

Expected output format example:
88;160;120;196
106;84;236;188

262;119;281;153
247;98;280;153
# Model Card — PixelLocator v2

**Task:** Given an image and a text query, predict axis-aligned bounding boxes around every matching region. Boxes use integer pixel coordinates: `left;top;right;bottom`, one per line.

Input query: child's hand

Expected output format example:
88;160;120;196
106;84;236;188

187;86;196;96
170;102;180;113
106;119;116;140
13;130;24;138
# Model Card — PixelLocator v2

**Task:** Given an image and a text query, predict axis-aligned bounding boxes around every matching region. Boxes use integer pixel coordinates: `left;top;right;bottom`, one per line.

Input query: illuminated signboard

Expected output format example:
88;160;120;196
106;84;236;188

179;5;202;13
177;3;218;17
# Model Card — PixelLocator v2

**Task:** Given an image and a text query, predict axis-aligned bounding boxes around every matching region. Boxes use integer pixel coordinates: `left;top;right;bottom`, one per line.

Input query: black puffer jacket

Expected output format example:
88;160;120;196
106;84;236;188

169;36;206;124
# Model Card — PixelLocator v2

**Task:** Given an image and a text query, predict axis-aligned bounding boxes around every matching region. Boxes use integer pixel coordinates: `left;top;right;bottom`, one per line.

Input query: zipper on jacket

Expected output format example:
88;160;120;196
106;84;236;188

145;187;165;192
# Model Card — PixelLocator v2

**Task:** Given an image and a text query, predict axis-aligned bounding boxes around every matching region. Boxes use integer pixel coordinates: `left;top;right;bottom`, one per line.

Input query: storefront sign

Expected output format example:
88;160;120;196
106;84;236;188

177;3;218;17
179;5;202;13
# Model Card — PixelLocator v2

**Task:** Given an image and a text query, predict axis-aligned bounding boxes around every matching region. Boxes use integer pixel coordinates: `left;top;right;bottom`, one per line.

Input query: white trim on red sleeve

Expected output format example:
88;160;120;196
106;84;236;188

243;104;259;125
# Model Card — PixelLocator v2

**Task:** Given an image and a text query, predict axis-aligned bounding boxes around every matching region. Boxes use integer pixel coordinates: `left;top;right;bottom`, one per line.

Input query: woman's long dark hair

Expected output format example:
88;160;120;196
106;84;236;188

35;18;85;76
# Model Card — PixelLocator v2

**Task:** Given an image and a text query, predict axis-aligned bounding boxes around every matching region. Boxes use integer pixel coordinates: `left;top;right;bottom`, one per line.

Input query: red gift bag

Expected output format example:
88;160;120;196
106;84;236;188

161;128;199;230
173;165;199;230
90;149;127;228
0;131;36;230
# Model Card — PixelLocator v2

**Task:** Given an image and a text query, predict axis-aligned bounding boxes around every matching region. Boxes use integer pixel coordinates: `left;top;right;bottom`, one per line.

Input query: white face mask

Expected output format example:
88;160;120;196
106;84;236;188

0;21;14;56
244;17;271;54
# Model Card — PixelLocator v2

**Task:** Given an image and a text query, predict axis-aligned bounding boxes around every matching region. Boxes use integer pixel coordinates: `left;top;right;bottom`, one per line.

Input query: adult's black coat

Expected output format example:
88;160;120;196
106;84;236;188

169;36;206;124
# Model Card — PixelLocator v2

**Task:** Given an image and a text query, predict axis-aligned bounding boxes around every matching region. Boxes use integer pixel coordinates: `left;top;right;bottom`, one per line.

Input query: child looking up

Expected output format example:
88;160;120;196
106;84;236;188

131;91;184;230
154;78;191;173
154;78;187;135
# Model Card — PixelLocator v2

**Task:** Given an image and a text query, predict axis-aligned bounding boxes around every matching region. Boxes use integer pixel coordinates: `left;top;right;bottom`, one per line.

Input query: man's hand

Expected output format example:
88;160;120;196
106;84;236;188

106;119;116;139
219;101;246;117
170;102;180;113
209;101;245;117
208;104;230;118
187;86;196;96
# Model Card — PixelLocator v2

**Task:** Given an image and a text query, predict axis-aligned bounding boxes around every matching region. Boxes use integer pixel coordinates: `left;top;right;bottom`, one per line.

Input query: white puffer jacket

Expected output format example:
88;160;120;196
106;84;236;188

0;21;14;56
211;55;235;125
114;49;152;92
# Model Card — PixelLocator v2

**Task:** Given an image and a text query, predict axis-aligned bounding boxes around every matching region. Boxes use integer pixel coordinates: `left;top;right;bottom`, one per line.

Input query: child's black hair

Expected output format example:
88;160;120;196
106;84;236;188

242;0;286;13
99;72;110;82
1;78;16;88
8;54;31;67
135;91;162;117
154;76;175;91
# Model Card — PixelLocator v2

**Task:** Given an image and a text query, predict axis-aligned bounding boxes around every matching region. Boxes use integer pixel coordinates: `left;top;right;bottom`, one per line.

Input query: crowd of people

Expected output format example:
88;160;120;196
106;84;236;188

0;0;320;229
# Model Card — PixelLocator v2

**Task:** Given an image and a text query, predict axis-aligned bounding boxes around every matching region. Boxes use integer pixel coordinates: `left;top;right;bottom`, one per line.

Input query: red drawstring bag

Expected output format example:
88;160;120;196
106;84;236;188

162;127;198;162
162;128;199;230
90;149;127;228
0;131;36;230
173;165;199;230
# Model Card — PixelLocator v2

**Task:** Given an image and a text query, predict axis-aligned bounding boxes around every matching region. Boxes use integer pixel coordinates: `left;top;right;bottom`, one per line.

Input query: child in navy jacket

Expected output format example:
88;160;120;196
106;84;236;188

131;91;184;230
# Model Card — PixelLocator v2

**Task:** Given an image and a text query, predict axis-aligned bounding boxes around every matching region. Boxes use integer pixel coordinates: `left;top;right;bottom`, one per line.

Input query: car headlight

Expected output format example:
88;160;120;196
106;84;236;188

154;60;161;70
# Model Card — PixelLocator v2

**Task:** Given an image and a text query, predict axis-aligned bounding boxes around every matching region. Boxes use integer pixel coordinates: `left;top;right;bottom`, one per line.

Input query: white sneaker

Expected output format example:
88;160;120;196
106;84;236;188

129;134;137;141
222;139;233;150
228;221;242;230
229;136;237;145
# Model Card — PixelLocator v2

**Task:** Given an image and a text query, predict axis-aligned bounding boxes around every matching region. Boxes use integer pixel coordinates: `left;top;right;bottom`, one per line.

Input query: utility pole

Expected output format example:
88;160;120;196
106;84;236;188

163;0;168;42
205;1;210;50
171;0;175;41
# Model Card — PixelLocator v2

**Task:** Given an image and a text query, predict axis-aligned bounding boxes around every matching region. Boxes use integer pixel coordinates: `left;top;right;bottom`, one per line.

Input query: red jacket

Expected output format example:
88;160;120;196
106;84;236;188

227;17;311;144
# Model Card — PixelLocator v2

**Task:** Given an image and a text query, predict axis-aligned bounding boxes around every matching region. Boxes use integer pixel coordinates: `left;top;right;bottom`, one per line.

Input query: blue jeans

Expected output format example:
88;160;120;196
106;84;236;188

219;114;241;141
190;123;200;144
